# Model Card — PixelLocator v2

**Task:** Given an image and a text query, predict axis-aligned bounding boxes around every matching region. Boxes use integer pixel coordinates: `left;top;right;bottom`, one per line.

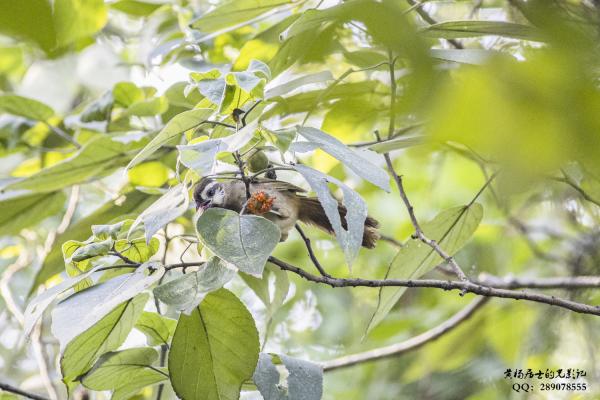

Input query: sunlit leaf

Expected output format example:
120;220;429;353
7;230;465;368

134;312;176;346
127;108;214;169
190;0;292;33
58;294;148;384
168;288;259;400
0;191;66;236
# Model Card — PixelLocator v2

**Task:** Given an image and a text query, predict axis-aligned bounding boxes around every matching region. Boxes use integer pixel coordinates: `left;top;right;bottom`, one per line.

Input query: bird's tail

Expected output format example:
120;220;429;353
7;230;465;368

298;197;380;248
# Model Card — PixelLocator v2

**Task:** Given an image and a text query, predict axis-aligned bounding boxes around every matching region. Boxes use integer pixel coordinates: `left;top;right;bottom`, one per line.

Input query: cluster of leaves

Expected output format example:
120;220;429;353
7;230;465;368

2;0;600;399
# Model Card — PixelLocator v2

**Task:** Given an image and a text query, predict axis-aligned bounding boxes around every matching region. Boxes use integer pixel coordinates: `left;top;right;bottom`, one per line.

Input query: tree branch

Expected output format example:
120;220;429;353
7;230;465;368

322;296;488;371
267;256;600;316
295;224;331;278
405;0;464;49
0;382;49;400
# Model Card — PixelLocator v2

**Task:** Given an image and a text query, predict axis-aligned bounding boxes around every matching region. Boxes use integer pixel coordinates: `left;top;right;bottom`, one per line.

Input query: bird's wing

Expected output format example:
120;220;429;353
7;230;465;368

256;179;306;194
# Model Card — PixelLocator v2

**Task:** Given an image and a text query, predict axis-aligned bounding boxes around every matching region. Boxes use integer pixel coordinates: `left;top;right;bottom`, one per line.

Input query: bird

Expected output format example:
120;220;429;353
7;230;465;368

193;177;380;248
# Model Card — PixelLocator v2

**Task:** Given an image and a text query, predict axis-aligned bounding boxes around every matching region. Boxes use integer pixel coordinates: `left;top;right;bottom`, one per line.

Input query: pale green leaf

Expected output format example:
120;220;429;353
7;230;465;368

294;165;366;266
51;264;164;348
253;353;323;400
296;127;390;192
0;94;54;121
6;136;133;193
82;348;168;400
154;257;236;313
127;108;214;169
196;208;281;277
367;204;484;333
134;312;176;346
190;0;292;33
423;21;543;41
58;294;148;383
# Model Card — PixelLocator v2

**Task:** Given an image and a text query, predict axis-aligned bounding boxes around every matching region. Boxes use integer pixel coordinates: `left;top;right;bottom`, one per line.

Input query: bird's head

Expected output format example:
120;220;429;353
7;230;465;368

193;178;225;211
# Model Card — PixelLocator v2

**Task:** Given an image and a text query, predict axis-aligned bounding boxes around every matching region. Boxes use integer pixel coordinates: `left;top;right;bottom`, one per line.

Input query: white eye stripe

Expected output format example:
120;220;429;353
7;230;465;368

202;182;219;199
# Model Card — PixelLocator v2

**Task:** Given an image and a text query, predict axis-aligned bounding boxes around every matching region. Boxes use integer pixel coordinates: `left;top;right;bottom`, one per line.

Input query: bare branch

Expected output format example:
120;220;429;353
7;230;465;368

405;0;464;49
0;382;49;400
295;224;331;278
322;296;488;371
267;256;600;316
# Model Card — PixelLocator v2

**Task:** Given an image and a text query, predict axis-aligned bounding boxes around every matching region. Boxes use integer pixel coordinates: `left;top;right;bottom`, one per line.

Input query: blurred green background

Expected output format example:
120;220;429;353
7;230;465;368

1;0;600;399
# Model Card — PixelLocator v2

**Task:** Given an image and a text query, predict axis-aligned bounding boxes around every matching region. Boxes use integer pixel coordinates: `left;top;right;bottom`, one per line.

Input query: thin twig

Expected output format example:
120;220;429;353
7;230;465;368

241;100;262;127
267;256;600;316
555;169;600;208
44;122;81;149
322;296;488;371
405;0;464;49
109;248;137;265
0;382;49;400
379;234;404;248
0;251;28;325
295;224;331;277
31;321;59;400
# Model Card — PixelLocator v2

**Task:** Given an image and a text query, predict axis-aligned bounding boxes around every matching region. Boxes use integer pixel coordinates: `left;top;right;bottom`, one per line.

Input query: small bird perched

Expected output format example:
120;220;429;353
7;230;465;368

194;177;380;248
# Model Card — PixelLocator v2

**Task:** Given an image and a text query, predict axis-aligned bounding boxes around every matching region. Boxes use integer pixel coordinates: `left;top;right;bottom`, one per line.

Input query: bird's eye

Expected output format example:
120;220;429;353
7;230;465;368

207;188;215;197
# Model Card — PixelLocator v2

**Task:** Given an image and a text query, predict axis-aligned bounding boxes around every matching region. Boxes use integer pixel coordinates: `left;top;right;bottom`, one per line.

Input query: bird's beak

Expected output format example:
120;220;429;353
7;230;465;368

196;199;212;211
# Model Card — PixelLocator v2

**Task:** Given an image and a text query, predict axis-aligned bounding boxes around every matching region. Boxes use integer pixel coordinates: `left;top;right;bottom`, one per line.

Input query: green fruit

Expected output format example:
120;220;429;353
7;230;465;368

247;150;269;172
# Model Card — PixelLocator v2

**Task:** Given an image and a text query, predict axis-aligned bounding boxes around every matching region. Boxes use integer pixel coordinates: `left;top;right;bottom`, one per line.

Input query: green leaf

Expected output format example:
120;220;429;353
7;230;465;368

113;82;145;107
125;96;169;117
6;136;133;193
134;312;176;346
294;165;367;266
127;108;214;169
190;0;292;33
82;348;168;400
154;257;236;312
0;191;66;236
368;134;425;153
296;127;390;191
168;288;260;400
91;220;133;241
51;264;164;348
253;353;323;400
24;265;104;337
0;0;56;53
366;204;484;334
196;208;281;277
0;94;54;121
64;238;113;263
81;91;114;122
129;184;189;243
422;21;543;41
57;294;148;384
111;0;163;17
31;191;156;291
114;237;160;263
53;0;108;48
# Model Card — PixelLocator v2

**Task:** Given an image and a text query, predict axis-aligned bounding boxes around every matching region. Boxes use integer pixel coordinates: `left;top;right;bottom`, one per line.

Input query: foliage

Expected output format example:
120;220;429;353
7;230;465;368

1;0;600;399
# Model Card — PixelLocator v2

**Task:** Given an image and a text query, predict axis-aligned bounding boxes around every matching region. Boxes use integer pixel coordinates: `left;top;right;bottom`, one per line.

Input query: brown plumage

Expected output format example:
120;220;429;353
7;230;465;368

194;177;380;248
